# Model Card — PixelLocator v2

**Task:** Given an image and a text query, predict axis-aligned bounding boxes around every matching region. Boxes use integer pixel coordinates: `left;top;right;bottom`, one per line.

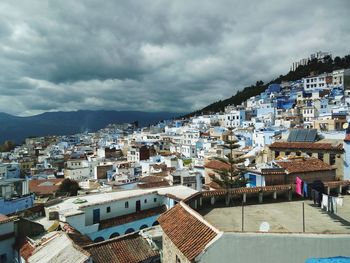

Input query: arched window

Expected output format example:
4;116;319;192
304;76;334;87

152;221;159;226
139;224;148;230
125;228;135;234
110;232;120;239
94;237;105;242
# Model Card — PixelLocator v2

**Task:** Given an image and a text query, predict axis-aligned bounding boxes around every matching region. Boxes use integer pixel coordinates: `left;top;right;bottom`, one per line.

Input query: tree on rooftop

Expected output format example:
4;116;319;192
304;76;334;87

58;178;80;196
210;129;248;205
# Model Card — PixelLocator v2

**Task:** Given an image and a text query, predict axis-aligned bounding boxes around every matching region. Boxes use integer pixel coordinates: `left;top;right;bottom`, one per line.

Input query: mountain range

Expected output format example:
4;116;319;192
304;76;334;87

0;110;180;144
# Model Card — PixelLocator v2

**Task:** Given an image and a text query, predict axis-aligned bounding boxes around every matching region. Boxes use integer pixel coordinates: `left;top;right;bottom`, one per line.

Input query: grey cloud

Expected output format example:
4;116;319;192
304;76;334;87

0;0;349;116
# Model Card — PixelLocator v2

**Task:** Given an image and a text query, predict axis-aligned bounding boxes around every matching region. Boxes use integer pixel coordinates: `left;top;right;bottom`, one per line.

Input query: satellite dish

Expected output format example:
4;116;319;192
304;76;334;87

259;222;270;232
343;123;349;129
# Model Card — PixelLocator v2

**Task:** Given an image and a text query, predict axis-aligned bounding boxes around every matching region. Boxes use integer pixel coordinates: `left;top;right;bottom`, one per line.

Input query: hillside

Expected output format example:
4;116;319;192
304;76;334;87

0;110;180;144
186;54;350;117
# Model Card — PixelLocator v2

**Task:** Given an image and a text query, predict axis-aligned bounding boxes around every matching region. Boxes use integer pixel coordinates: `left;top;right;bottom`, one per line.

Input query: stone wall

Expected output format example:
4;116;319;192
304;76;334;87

162;233;191;263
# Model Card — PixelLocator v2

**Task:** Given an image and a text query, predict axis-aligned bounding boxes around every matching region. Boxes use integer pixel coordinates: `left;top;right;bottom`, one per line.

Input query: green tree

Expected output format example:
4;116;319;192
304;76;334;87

0;140;16;152
210;129;248;205
58;178;80;196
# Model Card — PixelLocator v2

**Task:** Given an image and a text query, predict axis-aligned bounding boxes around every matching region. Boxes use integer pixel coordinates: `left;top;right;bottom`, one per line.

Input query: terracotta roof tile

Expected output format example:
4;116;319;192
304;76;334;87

199;184;294;198
84;232;159;263
276;158;334;174
324;180;350;187
204;160;231;170
158;203;218;261
20;240;35;261
270;142;343;151
29;179;64;195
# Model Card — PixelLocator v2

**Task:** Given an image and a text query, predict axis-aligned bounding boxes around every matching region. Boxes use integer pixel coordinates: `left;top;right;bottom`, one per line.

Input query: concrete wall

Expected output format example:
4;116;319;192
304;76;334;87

83;193;163;226
198;232;350;263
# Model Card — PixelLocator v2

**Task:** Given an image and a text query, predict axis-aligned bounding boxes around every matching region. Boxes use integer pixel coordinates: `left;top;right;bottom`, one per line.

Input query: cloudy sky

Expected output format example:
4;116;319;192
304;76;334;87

0;0;349;116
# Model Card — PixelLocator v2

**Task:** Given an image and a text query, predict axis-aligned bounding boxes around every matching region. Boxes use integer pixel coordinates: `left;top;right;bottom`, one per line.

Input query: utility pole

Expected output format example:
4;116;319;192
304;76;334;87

242;201;244;232
302;202;305;233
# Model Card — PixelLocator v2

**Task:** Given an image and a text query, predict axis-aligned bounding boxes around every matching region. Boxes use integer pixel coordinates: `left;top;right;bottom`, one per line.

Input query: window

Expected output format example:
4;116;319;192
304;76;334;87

330;154;336;165
318;153;324;161
144;199;147;204
154;198;157;203
176;255;181;263
106;206;111;213
125;201;129;208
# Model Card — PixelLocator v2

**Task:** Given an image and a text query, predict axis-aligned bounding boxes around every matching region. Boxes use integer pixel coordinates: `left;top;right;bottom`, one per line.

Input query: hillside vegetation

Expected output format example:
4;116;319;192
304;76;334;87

186;54;350;117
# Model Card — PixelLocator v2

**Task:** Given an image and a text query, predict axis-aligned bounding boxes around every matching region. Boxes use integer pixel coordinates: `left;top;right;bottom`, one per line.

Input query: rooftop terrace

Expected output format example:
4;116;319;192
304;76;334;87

198;196;350;234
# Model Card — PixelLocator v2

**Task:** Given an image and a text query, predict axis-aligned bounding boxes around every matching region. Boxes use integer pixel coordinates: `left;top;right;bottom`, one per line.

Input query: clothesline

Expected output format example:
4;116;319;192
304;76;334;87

295;176;344;214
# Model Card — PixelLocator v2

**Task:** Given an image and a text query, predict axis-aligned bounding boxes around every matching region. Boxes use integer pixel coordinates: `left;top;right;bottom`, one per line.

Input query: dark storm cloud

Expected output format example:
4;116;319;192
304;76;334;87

0;0;349;115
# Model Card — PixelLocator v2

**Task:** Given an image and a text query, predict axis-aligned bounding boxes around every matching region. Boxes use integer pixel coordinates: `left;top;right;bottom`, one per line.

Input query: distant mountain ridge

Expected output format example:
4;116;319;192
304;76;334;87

0;110;180;144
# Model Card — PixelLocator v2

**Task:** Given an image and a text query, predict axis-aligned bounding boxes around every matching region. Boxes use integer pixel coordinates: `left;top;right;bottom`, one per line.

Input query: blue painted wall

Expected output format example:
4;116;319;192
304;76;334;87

0;194;34;215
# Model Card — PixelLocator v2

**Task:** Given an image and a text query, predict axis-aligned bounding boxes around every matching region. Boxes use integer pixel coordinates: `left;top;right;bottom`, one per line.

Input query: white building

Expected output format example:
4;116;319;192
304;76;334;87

302;106;318;123
44;186;197;242
64;158;93;181
303;73;330;91
332;69;350;88
222;110;245;128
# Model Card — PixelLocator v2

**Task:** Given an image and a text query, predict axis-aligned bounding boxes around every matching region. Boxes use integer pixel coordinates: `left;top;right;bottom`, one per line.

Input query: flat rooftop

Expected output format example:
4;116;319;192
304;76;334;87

48;185;197;217
198;196;350;234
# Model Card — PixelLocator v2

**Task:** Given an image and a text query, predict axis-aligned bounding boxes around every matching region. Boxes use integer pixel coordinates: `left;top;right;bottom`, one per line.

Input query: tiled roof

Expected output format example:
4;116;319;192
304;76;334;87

29;179;64;195
99;205;167;230
204;160;231;170
324;180;350;187
276;158;334;174
19;240;35;261
84;232;159;263
269;141;343;151
199;184;294;198
62;224;93;247
158;203;218;261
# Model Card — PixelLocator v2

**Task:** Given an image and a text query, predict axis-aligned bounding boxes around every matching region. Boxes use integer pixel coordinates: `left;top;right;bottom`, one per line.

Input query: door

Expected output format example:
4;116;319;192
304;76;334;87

136;200;141;212
93;209;100;224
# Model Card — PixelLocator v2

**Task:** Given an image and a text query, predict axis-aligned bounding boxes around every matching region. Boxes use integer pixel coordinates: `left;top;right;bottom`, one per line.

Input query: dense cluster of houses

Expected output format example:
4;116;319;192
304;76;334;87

1;67;350;262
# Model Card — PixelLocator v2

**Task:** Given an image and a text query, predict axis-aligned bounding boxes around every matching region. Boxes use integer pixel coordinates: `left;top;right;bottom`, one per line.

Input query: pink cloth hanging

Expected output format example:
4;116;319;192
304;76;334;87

296;177;303;196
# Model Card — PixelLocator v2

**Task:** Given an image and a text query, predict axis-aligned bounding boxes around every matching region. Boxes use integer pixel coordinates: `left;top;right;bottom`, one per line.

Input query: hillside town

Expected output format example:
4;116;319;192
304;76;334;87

1;54;350;262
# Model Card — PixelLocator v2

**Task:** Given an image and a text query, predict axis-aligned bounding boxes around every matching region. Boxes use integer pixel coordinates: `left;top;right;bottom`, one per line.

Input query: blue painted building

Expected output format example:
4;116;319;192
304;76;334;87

0;179;34;215
266;84;281;94
276;96;295;110
244;171;265;187
0;163;20;179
